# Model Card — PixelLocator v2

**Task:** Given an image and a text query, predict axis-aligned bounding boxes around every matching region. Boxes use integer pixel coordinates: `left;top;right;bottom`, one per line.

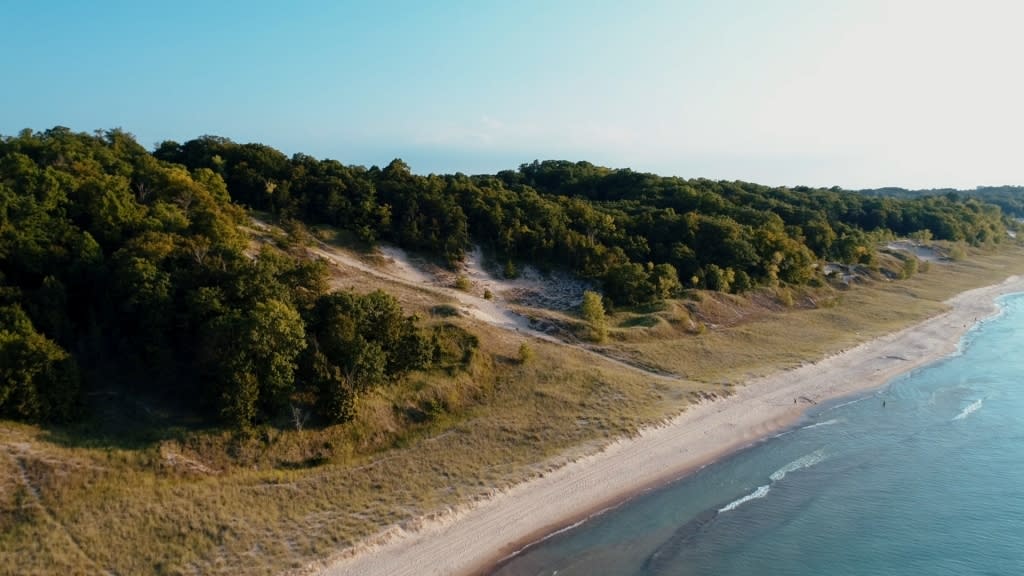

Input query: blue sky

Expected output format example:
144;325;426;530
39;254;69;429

2;0;1022;188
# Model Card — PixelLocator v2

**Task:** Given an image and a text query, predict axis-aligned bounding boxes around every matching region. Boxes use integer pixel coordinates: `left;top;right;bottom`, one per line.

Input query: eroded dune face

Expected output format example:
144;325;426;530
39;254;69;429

311;237;586;337
886;241;943;262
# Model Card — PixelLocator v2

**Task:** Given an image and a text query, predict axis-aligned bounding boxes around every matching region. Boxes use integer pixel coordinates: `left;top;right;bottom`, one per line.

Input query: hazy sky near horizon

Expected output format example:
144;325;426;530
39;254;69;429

2;0;1022;189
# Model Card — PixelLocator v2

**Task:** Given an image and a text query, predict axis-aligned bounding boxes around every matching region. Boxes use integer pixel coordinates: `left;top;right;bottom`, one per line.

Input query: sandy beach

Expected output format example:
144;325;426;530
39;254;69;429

323;275;1024;576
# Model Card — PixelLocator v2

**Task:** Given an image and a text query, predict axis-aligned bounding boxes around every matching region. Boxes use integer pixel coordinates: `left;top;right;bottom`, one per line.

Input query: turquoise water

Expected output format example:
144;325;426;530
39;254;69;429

493;294;1024;576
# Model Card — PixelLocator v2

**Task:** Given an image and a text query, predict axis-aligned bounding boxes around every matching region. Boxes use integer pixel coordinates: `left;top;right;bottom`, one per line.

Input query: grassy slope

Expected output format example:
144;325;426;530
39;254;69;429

3;242;1024;575
606;246;1024;382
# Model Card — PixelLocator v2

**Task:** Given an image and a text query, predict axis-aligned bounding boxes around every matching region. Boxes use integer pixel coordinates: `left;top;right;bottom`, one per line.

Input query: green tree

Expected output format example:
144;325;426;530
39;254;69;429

0;305;79;421
306;345;354;423
248;299;307;410
302;290;431;423
203;299;306;429
649;263;682;300
581;290;608;343
704;264;734;292
603;262;649;305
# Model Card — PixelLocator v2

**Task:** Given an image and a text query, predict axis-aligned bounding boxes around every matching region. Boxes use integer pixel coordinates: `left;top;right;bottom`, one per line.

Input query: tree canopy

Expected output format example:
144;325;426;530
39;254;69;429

155;145;1010;305
0;128;436;427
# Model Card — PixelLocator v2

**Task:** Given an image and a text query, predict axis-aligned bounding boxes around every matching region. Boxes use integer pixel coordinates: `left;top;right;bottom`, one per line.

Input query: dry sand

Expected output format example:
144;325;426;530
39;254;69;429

309;240;682;378
320;276;1024;576
309;244;539;335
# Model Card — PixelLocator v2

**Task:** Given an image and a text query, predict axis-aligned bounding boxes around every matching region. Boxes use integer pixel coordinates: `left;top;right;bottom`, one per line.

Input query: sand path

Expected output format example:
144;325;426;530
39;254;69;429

308;242;549;339
305;235;680;380
320;275;1024;576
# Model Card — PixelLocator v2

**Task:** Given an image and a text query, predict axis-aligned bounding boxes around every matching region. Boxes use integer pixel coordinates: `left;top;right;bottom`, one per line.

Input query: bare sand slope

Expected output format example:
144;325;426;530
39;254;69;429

251;215;536;336
319;275;1024;576
308;239;680;380
310;243;540;336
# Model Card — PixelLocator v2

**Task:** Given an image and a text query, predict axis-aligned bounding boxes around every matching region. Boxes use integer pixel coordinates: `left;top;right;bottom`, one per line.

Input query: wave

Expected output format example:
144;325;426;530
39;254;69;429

825;395;874;412
770;449;826;482
801;418;840;431
717;449;826;514
495;499;629;565
719;485;771;513
953;399;983;421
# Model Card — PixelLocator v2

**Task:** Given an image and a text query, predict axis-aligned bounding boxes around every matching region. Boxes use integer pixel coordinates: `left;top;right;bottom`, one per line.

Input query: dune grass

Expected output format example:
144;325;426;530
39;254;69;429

605;244;1024;382
1;336;685;575
4;242;1024;575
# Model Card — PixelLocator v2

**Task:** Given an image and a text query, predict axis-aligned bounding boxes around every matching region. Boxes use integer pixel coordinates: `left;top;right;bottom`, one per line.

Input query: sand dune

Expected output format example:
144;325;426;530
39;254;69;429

320;276;1024;576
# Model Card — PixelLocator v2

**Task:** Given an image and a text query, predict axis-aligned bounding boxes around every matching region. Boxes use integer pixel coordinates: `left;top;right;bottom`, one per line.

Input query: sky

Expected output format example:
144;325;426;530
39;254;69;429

1;0;1022;189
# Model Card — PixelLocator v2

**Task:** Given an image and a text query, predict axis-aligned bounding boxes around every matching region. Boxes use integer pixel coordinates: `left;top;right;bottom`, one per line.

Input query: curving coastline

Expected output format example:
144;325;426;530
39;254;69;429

322;275;1024;576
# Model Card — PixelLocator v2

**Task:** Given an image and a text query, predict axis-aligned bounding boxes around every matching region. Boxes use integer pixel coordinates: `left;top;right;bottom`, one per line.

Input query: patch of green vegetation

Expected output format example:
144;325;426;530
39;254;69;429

606;244;1024;381
618;315;662;328
430;304;461;317
518;342;534;364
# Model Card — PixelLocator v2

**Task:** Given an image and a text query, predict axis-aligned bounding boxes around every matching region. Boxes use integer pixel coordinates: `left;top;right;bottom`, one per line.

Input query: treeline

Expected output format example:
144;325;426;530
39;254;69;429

0;128;474;426
156;140;1008;303
860;186;1024;220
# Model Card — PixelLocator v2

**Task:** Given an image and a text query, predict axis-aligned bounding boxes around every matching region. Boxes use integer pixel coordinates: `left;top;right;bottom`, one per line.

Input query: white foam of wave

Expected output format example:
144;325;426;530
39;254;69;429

801;418;841;431
953;399;983;421
719;485;771;513
498;499;627;563
718;450;826;514
826;395;873;413
770;449;826;482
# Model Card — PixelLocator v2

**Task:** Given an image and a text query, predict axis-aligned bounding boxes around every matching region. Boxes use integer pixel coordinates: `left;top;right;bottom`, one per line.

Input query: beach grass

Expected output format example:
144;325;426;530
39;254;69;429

604;244;1024;382
3;242;1024;575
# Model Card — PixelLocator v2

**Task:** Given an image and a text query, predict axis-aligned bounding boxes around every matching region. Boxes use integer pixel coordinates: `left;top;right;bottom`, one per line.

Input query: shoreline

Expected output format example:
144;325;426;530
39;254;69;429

322;275;1024;576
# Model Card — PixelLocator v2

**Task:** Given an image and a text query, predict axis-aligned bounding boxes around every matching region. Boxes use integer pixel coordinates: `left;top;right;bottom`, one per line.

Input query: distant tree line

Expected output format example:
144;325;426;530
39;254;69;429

859;185;1024;220
155;142;1008;305
0;128;478;427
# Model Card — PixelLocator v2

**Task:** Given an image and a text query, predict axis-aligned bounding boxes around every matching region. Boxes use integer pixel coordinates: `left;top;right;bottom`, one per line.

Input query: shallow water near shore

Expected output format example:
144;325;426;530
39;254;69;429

493;293;1024;576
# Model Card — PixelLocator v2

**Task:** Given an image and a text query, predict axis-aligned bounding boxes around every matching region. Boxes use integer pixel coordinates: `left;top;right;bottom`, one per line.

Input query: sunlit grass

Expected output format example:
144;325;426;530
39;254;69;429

4;242;1024;574
607;244;1024;381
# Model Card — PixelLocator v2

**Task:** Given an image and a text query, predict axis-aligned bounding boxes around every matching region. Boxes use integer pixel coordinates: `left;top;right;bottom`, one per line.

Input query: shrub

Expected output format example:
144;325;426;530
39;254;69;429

901;257;919;279
581;290;608;343
518;342;534;364
949;243;967;261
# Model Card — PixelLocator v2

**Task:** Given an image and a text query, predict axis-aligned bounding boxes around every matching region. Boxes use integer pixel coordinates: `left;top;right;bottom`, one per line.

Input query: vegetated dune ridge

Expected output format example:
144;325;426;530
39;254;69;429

319;275;1024;576
298;223;682;381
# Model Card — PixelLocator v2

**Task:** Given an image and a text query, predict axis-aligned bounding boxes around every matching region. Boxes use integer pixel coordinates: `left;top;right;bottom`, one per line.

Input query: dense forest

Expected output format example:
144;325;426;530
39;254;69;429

0;127;1014;428
155;137;1008;303
0;128;471;428
860;186;1024;219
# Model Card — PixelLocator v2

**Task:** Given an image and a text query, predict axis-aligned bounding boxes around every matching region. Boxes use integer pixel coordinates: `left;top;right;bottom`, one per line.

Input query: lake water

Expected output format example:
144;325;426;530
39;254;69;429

493;293;1024;576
